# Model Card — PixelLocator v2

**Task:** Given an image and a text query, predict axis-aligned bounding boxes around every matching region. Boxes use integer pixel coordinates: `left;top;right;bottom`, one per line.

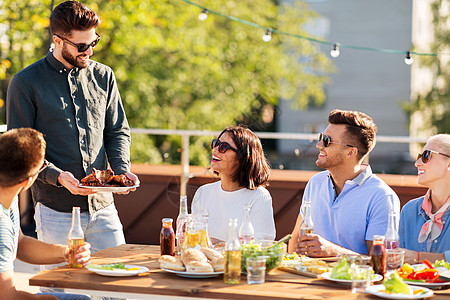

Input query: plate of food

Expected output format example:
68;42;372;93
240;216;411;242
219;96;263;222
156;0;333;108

392;259;450;289
79;168;138;193
160;267;224;279
79;184;139;193
366;285;433;299
159;248;225;279
320;272;383;285
280;253;334;278
87;263;149;277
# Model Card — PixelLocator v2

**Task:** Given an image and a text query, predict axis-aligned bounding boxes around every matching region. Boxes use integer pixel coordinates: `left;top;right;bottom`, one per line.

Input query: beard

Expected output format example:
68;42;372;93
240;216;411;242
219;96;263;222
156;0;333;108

61;44;89;69
315;150;345;170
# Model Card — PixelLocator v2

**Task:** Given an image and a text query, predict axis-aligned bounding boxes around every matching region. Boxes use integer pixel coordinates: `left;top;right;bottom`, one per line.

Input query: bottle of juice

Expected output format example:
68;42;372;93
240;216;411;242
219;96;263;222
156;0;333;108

370;235;386;278
160;218;175;256
224;218;241;284
238;205;254;244
68;207;84;268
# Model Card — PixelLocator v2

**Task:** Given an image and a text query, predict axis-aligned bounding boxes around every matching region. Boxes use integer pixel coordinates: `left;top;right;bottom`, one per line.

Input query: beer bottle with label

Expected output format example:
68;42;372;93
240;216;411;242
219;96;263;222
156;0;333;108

68;207;84;268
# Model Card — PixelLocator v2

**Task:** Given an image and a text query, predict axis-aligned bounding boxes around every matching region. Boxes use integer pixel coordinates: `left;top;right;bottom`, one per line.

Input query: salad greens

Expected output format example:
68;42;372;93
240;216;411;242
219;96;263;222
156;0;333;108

87;263;134;270
240;242;286;273
330;257;352;280
433;260;450;270
383;273;411;295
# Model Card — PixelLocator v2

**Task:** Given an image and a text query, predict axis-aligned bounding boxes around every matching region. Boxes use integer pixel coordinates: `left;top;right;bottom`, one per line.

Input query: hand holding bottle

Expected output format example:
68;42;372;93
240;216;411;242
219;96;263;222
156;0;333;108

64;242;91;267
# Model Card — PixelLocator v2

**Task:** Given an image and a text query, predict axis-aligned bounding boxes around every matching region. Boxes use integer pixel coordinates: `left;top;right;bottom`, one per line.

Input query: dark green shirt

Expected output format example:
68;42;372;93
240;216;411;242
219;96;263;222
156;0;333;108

7;52;131;213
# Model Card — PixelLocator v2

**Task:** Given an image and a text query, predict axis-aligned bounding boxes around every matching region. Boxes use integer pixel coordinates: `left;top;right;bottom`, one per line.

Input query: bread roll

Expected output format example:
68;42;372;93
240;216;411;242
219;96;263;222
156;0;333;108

181;248;208;265
210;257;225;272
158;255;185;271
186;261;214;273
200;247;224;261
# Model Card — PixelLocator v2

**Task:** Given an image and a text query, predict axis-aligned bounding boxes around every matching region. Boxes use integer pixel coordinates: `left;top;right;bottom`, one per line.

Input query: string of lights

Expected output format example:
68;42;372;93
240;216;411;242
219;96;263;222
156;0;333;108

179;0;449;65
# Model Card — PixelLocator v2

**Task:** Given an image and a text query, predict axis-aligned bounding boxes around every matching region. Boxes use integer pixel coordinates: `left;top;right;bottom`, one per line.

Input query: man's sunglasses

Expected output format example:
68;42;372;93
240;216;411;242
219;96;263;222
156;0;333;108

211;138;238;153
417;149;450;163
54;33;101;52
318;132;355;148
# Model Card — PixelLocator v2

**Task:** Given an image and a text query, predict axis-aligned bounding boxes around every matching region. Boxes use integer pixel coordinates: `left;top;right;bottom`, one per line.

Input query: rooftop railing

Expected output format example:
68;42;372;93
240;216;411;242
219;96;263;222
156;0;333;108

1;125;428;195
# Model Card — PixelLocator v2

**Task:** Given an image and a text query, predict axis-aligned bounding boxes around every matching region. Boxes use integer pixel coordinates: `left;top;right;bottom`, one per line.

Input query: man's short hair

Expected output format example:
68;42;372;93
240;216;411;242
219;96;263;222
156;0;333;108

0;128;46;187
50;0;101;37
328;109;378;160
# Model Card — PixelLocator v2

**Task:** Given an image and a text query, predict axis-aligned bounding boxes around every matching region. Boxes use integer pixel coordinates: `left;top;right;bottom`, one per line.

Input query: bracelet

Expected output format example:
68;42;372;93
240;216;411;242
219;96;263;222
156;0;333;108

417;251;420;262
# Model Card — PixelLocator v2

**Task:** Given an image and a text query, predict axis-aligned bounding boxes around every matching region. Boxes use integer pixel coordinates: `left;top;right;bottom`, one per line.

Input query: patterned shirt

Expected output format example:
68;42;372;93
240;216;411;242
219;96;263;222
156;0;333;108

0;197;20;273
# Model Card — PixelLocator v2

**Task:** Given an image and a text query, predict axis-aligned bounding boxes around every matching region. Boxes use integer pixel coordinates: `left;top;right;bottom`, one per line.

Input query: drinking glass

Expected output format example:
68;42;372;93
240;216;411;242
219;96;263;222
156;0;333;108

246;257;266;284
351;265;372;293
386;249;405;271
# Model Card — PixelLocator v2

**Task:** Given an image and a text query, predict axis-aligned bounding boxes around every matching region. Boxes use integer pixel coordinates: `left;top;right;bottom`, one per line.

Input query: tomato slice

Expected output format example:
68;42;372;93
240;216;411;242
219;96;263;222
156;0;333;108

422;259;433;269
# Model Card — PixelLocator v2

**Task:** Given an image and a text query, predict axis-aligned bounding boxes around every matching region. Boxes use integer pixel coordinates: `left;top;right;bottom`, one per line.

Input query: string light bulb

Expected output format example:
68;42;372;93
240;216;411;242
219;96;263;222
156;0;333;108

198;8;208;21
330;43;340;58
404;51;414;65
263;28;273;42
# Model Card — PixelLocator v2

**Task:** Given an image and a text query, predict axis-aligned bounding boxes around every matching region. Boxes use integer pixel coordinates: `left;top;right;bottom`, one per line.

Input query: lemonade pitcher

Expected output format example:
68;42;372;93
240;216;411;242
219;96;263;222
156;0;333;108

181;213;211;251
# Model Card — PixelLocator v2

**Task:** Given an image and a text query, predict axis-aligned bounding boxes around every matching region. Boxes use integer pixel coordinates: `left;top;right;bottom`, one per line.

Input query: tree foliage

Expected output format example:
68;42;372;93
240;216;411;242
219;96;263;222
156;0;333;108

1;0;334;165
406;0;449;134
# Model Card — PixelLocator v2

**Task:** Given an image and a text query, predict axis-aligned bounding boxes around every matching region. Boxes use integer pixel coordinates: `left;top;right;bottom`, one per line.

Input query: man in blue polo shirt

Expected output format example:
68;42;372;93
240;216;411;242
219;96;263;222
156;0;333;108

288;109;400;256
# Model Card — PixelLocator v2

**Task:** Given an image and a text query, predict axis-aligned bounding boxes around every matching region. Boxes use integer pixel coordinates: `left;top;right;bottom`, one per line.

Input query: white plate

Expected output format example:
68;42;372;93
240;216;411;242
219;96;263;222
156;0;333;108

79;184;139;193
320;272;383;285
365;284;433;299
161;267;223;278
87;264;149;277
386;269;450;289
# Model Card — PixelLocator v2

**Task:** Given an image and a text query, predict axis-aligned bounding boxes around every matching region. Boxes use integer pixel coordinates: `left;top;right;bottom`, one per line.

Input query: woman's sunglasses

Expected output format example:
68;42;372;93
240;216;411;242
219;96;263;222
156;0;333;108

54;33;101;52
211;138;238;153
417;149;450;163
318;132;355;148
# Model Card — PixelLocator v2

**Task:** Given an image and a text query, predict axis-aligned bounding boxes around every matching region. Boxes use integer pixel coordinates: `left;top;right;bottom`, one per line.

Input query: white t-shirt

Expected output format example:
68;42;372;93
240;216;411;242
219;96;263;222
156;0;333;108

191;181;276;242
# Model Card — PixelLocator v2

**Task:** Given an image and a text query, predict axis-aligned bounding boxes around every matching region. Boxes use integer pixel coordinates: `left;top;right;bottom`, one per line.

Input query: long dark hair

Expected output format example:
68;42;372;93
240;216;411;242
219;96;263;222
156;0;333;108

217;125;270;190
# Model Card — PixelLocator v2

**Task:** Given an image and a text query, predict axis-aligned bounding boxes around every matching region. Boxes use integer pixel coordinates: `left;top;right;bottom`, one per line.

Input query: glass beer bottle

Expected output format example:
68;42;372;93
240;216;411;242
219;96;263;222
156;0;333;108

160;218;175;256
176;195;188;255
370;235;386;278
299;200;314;237
384;210;400;249
239;205;254;244
68;207;84;268
224;218;241;284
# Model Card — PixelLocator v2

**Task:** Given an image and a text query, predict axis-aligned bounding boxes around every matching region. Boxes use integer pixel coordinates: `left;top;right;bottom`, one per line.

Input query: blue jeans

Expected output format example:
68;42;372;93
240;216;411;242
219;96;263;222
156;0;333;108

35;202;125;293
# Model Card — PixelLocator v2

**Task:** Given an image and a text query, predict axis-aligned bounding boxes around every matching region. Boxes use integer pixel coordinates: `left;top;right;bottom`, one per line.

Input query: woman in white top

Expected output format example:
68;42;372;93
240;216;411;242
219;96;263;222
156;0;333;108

191;125;276;242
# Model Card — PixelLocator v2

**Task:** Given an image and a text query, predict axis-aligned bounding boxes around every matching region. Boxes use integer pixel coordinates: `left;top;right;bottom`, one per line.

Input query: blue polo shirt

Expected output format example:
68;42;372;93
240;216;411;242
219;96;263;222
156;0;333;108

399;195;450;262
300;165;400;254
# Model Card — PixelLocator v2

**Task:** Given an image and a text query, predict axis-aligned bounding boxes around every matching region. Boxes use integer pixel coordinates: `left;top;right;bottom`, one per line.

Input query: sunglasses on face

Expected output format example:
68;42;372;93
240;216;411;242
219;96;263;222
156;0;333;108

318;132;355;148
211;138;238;153
417;149;450;163
54;33;101;52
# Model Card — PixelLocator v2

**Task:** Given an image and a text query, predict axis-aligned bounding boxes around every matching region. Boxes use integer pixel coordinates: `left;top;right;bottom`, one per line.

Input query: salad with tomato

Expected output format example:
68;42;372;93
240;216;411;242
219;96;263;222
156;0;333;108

395;259;448;283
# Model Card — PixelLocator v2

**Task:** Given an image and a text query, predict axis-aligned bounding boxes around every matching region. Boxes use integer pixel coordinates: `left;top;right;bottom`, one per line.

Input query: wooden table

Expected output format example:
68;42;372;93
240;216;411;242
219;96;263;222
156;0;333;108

29;244;450;299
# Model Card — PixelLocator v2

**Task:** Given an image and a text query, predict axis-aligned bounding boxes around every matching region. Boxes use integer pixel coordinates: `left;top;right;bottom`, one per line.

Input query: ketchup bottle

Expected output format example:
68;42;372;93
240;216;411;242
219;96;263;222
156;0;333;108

160;218;175;256
370;235;386;278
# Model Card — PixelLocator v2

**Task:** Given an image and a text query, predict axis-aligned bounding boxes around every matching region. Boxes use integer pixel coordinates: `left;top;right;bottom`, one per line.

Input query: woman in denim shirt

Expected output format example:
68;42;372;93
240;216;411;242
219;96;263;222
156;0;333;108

399;134;450;264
